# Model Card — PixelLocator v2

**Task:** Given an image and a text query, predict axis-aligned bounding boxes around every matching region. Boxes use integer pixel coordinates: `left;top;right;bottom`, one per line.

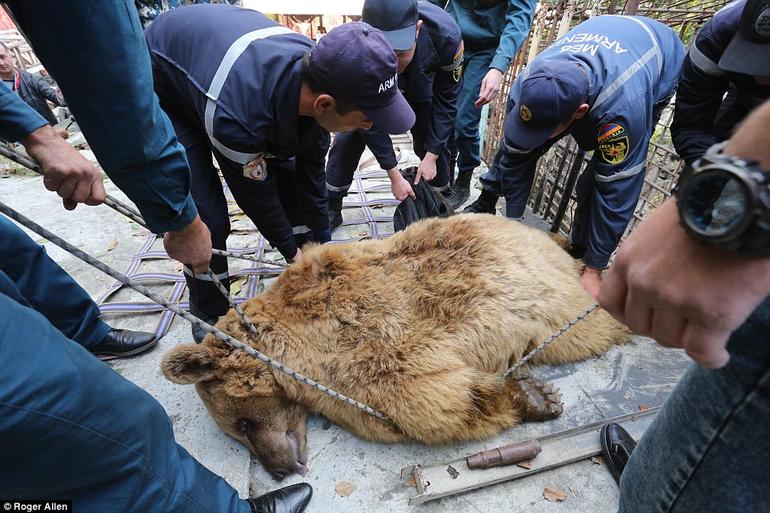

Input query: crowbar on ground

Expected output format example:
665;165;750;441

401;407;658;505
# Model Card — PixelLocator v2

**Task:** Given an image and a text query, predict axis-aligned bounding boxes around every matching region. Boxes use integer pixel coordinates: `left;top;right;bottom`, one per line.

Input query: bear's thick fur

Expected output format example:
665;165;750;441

162;214;628;479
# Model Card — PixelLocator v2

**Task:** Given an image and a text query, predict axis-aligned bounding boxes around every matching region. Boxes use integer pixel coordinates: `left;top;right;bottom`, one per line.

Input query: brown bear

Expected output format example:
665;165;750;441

162;214;628;480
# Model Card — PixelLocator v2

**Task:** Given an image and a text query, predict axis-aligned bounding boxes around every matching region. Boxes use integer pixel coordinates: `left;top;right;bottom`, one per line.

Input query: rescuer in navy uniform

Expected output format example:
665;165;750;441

671;0;770;168
145;4;415;340
325;0;463;228
463;15;685;298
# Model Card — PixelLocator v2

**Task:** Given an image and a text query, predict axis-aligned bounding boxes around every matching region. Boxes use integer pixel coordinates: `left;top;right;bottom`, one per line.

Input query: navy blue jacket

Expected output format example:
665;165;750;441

146;5;330;256
430;0;537;71
360;1;463;170
498;16;685;269
671;0;770;166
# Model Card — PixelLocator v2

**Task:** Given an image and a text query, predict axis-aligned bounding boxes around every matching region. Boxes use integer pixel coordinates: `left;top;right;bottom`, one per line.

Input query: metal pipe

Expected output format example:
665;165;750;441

466;439;542;470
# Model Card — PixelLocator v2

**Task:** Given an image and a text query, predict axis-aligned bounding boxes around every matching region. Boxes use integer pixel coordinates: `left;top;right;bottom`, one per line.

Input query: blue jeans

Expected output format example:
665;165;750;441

619;296;770;512
450;47;496;176
0;214;110;348
0;293;250;513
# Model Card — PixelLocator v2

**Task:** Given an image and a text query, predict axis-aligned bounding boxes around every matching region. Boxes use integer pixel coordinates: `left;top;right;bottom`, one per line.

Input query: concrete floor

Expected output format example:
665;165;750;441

0;144;691;513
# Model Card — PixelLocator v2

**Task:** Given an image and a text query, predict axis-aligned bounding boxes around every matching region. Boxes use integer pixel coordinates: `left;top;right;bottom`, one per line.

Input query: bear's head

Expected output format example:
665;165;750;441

161;343;309;481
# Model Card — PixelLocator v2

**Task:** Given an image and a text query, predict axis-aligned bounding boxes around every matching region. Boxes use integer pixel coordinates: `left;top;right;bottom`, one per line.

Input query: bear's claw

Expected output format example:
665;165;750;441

517;378;564;422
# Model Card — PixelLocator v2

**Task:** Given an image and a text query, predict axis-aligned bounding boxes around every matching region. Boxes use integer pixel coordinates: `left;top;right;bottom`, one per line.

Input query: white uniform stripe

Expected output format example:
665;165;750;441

204;26;294;165
594;162;645;182
326;182;350;193
688;43;725;77
292;225;311;235
183;266;230;281
591;16;661;112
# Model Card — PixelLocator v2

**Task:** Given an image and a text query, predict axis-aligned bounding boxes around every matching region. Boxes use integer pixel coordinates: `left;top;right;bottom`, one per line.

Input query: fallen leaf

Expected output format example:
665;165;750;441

639;404;650;411
357;231;369;237
591;456;604;465
335;481;357;497
543;485;567;502
106;239;118;251
230;276;248;296
516;459;533;470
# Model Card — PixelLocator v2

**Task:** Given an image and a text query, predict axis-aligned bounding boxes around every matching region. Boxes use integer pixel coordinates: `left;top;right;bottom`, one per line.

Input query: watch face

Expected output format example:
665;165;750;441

682;170;751;238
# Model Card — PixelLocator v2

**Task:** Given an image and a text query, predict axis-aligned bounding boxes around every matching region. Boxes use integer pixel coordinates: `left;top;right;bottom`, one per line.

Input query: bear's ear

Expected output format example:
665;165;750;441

161;344;220;384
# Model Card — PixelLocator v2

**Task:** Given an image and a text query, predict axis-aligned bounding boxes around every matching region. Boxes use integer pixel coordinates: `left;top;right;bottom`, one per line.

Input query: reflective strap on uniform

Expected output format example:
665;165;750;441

183;266;230;281
503;141;532;155
591;16;661;113
440;41;464;72
204;26;294;164
292;225;311;235
594;162;645;182
688;43;725;77
326;182;350;193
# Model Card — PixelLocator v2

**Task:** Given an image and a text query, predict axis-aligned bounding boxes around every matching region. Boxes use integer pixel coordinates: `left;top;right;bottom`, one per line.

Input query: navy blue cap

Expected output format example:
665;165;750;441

309;22;415;134
362;0;419;52
720;0;770;76
504;61;589;151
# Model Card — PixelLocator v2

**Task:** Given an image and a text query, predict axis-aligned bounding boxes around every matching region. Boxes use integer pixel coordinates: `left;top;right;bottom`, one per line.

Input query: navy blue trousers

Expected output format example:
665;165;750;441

0;291;249;513
326;101;451;199
449;46;496;177
0;214;110;348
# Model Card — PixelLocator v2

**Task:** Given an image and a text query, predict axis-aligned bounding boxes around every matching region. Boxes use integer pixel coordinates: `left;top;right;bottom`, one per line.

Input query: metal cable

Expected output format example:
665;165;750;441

503;303;601;378
0;201;390;422
205;270;389;420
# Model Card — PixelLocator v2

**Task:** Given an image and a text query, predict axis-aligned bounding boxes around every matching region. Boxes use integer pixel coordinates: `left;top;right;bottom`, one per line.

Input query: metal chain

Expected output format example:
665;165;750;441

0;201;390;422
503;303;600;378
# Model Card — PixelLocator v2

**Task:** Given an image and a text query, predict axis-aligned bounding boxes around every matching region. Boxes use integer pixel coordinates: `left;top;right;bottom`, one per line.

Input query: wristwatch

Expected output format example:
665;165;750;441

676;143;770;256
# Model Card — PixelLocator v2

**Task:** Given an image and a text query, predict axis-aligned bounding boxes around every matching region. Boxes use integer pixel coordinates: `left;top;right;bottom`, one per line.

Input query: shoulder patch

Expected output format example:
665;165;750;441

597;123;629;165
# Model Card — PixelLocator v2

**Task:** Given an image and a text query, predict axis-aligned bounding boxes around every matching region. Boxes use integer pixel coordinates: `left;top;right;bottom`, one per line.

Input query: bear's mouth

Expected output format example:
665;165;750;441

287;429;309;477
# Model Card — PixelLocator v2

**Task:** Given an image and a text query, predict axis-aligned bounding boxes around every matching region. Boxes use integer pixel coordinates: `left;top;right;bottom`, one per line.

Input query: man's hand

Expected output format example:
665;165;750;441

163;215;212;274
414;153;438;184
23;124;106;210
474;68;504;108
598;199;770;368
387;167;415;200
579;266;603;299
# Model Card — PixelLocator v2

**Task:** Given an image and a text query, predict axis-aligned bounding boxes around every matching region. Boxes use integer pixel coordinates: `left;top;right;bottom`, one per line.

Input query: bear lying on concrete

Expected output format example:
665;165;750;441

162;214;628;480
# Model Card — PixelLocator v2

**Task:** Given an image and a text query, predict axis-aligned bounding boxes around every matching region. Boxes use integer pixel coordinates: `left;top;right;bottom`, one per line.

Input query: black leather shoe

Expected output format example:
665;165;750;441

91;329;157;361
248;483;313;513
191;312;218;343
446;185;470;209
600;423;637;485
463;189;499;214
328;197;343;229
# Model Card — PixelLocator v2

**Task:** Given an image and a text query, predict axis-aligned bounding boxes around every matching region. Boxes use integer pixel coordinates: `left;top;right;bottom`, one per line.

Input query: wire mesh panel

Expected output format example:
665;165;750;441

481;0;728;242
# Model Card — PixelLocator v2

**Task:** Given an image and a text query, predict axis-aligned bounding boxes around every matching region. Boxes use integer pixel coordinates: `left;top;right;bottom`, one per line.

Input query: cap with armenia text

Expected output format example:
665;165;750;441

362;0;419;52
309;22;415;134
